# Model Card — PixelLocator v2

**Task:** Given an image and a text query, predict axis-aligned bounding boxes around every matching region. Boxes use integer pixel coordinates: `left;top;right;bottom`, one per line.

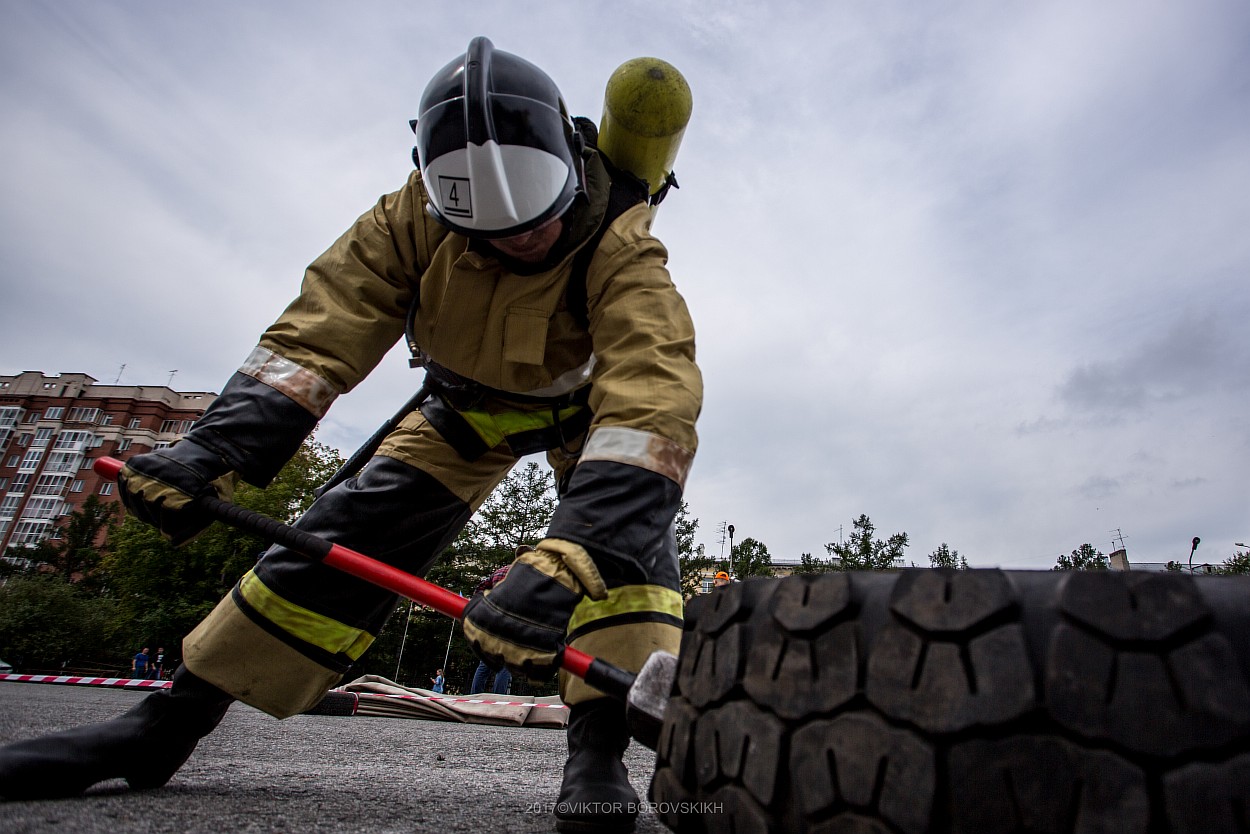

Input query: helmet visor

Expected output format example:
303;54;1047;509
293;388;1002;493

417;94;577;238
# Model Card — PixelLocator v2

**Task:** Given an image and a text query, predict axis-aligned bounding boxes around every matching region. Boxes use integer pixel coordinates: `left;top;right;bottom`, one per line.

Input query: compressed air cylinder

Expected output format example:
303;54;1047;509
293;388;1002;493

598;58;692;199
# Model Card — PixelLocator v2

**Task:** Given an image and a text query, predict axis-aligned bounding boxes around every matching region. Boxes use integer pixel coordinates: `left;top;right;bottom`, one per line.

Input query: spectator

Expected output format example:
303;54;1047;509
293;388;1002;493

430;668;445;694
713;571;731;588
469;546;535;694
131;647;149;680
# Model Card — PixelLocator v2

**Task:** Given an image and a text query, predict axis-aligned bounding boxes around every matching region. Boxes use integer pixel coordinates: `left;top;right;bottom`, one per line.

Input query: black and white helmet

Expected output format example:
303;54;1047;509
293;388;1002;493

412;36;583;239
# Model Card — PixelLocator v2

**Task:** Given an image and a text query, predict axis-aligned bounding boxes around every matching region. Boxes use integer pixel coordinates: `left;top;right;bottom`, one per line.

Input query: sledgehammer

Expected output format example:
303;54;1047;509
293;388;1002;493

92;456;676;748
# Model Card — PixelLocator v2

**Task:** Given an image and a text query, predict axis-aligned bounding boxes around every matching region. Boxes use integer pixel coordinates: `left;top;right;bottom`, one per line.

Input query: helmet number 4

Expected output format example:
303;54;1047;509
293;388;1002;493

439;176;473;217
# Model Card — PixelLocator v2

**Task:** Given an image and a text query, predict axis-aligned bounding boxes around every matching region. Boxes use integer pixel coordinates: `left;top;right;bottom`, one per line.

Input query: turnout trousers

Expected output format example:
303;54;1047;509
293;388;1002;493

182;408;683;717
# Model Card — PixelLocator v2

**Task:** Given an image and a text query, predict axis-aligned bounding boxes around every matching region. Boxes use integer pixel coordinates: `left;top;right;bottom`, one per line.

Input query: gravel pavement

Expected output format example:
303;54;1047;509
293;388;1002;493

0;682;672;834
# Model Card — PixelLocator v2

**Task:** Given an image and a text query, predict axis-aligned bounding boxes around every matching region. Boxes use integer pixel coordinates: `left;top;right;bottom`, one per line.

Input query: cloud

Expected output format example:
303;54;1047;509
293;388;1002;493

1057;310;1248;413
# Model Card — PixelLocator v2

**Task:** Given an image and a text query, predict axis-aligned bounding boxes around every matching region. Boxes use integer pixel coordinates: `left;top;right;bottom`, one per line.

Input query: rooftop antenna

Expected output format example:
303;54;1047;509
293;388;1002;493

167;370;178;387
1110;528;1127;552
114;364;126;384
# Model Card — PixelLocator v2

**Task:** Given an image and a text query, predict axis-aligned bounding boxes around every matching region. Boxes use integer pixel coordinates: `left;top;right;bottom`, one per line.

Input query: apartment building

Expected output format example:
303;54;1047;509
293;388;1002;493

0;371;216;552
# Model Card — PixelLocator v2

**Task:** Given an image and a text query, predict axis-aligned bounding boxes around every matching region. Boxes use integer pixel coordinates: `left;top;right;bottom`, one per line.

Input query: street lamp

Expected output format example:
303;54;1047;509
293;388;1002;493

1188;537;1201;574
728;524;735;579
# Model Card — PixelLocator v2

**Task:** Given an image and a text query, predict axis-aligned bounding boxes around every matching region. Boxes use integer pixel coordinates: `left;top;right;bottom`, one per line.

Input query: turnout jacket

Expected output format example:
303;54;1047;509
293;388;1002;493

239;146;701;569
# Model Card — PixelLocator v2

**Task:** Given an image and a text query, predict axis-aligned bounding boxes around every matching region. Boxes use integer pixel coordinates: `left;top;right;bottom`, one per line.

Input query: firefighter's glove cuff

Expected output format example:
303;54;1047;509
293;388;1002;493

118;440;236;546
462;539;607;680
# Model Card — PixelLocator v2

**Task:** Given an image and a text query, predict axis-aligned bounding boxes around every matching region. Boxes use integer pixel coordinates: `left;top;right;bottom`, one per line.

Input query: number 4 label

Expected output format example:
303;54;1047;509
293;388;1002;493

438;176;472;217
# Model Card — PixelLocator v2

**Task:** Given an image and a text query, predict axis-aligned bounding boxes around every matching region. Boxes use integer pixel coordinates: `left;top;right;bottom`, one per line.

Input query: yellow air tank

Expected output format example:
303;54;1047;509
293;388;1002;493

598;57;692;204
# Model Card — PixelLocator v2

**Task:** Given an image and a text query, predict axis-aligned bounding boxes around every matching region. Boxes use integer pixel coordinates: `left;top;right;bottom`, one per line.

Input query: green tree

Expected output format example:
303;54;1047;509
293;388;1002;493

676;502;713;597
361;462;560;694
1;495;119;585
100;436;345;657
791;551;837;574
467;461;555;554
929;542;968;570
1215;550;1250;575
826;514;909;571
0;575;123;671
725;537;774;579
1052;543;1108;571
49;495;120;585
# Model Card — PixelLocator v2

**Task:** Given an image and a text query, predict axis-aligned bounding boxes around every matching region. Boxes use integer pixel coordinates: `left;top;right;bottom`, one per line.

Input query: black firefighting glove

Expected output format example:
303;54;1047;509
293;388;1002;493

462;538;608;680
118;441;237;546
118;371;317;545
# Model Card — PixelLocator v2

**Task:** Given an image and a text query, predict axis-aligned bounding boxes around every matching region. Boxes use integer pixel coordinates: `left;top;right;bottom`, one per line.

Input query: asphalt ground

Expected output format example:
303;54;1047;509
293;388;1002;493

0;682;672;834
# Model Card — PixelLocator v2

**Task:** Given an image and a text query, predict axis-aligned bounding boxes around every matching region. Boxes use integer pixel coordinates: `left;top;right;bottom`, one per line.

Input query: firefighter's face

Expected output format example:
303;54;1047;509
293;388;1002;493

490;215;564;262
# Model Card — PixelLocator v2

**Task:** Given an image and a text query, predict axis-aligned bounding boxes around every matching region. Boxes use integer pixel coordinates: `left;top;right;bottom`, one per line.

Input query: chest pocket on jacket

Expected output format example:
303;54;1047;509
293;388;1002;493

503;307;549;366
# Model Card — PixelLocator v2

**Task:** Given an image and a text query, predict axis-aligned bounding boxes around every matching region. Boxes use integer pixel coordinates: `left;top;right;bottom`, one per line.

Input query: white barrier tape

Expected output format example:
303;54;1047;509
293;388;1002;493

1;674;172;689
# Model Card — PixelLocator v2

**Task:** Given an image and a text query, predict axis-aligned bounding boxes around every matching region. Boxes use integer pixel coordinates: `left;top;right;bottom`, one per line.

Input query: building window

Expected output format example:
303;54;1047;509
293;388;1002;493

43;382;57;389
6;455;20;468
160;419;194;434
0;495;20;516
53;430;92;450
23;497;64;519
17;433;31;447
19;449;44;471
154;441;172;450
32;475;70;496
0;477;7;490
99;483;114;496
9;519;52;545
118;438;133;451
33;428;56;447
11;474;30;492
100;414;114;426
44;452;80;473
44;407;64;419
70;480;84;493
129;418;142;429
24;411;40;423
66;407;99;423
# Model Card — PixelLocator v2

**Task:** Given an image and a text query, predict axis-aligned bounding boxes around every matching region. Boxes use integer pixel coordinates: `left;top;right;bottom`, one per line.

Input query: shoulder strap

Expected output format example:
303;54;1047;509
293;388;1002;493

566;165;648;330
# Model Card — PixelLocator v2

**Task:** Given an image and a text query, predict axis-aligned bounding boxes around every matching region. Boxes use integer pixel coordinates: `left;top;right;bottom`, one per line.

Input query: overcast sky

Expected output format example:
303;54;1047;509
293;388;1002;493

2;1;1247;569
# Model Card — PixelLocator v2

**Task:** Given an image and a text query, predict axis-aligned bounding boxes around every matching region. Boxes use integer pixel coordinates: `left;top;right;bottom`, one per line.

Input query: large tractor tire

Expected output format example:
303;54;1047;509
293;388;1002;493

649;569;1250;833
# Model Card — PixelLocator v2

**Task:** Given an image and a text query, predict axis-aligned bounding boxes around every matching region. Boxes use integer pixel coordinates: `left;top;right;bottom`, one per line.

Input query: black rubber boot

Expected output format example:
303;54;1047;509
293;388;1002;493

555;698;638;834
0;667;233;800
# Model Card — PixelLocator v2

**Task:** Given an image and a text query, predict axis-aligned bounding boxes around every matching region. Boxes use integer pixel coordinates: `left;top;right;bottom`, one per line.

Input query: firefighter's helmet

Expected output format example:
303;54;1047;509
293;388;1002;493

412;36;583;239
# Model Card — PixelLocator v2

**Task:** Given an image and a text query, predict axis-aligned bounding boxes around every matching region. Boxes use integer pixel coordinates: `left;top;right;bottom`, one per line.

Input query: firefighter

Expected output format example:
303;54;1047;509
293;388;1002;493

0;36;700;834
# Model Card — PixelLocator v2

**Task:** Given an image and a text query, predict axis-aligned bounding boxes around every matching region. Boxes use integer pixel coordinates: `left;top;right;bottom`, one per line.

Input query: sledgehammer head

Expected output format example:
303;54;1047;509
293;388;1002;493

625;650;678;750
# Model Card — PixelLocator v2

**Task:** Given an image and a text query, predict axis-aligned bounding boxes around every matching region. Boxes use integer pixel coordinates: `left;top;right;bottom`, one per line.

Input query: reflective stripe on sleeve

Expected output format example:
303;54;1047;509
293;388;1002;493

239;346;339;418
580;426;694;488
238;570;375;661
567;583;684;639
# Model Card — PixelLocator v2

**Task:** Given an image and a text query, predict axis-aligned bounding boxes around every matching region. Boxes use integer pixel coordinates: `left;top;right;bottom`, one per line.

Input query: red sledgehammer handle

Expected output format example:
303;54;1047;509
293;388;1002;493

92;456;621;689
